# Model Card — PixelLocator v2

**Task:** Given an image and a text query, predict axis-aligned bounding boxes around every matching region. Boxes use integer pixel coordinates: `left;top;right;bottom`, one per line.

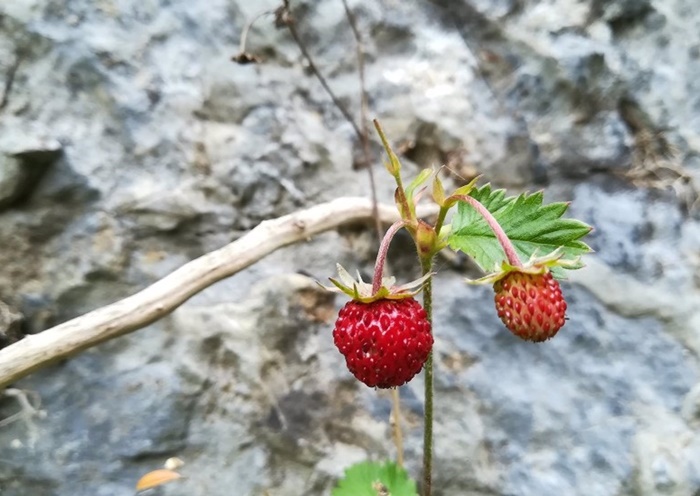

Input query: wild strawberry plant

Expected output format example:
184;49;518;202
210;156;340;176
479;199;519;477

328;121;592;495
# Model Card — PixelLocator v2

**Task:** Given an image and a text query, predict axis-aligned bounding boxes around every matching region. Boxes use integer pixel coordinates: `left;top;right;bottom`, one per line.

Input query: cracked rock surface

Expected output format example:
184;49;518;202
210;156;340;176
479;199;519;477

0;0;699;495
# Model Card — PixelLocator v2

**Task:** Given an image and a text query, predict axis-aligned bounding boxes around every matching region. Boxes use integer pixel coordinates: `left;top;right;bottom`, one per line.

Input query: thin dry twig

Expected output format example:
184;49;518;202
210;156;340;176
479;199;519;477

276;0;363;141
232;8;276;64
0;388;43;428
0;198;438;389
233;0;384;228
0;387;45;448
341;0;380;225
0;51;25;111
389;387;405;467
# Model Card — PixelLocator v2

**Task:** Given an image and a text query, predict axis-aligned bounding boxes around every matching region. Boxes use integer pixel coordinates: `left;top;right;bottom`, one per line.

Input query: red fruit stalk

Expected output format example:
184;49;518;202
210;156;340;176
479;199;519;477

333;297;433;388
493;270;567;342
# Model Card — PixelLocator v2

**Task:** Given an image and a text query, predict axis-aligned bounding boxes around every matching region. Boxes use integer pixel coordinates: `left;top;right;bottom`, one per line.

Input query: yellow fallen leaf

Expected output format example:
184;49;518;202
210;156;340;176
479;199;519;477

136;469;182;492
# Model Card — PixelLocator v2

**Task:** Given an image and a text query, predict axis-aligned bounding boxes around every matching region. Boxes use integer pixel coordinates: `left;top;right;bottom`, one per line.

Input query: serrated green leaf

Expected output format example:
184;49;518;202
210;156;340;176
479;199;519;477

447;184;592;274
332;461;418;496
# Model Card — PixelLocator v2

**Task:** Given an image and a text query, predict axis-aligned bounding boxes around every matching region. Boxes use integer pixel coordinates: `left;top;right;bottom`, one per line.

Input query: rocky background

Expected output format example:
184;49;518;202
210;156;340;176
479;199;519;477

1;0;699;495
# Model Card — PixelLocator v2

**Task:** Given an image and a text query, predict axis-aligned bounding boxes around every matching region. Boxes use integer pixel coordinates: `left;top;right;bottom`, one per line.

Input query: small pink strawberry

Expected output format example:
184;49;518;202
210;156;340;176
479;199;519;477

333;297;433;388
493;269;567;342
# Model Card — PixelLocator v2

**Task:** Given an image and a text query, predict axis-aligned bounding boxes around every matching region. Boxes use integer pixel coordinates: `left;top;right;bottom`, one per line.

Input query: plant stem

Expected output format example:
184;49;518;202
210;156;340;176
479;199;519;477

434;206;449;240
420;256;434;496
455;195;522;267
372;221;405;294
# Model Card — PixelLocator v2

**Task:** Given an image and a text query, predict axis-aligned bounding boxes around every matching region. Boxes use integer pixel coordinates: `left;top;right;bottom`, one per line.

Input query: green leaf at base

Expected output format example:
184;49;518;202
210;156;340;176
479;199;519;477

332;460;418;496
447;184;592;275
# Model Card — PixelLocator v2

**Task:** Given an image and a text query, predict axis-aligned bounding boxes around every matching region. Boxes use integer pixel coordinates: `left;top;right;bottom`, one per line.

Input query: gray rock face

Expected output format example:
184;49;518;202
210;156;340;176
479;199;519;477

0;0;699;495
0;300;23;347
0;141;62;210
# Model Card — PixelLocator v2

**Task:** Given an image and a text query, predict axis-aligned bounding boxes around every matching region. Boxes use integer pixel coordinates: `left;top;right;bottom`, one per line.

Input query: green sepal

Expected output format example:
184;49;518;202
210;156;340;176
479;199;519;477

452;176;481;197
465;248;581;285
374;120;402;178
391;168;433;221
382;159;399;177
394;187;414;223
332;460;418;496
405;168;433;205
443;176;480;208
432;174;446;206
322;264;431;303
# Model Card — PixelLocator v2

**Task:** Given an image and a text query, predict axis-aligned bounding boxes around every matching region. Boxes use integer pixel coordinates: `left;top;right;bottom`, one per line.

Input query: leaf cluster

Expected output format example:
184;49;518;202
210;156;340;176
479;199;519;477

447;184;592;275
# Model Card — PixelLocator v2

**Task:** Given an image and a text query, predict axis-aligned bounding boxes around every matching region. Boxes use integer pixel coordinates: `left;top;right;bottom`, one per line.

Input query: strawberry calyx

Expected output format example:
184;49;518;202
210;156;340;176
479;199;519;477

465;248;581;285
324;263;431;304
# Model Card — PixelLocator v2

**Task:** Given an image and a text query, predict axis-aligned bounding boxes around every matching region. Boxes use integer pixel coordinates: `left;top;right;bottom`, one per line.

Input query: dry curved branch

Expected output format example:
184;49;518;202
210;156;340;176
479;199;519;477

0;197;438;389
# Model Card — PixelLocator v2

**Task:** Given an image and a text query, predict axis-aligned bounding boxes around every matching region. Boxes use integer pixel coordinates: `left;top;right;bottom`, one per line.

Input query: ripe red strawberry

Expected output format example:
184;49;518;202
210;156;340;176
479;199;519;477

493;270;567;342
333;297;433;388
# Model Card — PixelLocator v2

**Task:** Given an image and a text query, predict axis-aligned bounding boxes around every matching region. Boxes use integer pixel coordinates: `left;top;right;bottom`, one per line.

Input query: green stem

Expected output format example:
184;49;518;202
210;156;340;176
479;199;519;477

434;206;449;238
420;256;434;496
